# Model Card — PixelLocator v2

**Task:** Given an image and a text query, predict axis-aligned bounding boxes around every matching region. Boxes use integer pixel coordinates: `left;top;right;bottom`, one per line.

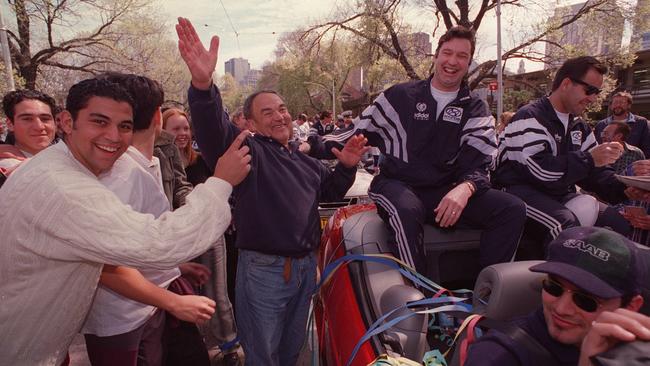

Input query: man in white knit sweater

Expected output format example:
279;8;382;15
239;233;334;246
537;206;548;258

0;77;251;366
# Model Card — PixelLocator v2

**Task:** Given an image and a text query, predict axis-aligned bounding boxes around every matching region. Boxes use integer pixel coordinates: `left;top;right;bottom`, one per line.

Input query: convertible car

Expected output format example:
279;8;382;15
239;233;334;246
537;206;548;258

314;203;650;366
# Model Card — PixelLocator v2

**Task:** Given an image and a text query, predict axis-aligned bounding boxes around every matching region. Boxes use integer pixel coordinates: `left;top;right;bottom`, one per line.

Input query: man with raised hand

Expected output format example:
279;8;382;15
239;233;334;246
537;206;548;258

176;17;368;366
0;77;251;366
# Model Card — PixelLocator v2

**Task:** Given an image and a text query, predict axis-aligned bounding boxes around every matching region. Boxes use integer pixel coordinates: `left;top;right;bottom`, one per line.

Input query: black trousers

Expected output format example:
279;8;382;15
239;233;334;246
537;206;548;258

504;185;631;244
368;176;527;274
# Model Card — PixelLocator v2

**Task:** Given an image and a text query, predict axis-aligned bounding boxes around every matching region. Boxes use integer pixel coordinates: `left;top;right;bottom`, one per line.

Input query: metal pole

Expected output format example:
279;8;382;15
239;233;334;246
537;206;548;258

0;5;14;91
496;0;503;118
332;79;336;117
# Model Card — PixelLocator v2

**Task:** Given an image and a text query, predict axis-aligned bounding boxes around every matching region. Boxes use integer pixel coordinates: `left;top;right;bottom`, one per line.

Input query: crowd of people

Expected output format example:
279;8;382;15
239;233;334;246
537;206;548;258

2;18;650;366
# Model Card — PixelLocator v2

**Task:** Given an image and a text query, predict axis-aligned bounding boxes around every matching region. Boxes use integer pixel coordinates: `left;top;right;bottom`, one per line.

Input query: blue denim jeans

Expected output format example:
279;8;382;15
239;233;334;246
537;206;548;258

235;249;316;366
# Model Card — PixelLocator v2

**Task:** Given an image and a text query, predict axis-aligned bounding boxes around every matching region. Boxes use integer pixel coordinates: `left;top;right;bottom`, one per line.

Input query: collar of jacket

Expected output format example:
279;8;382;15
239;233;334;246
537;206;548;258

540;95;583;132
155;130;176;147
425;74;473;104
606;113;637;124
253;133;300;153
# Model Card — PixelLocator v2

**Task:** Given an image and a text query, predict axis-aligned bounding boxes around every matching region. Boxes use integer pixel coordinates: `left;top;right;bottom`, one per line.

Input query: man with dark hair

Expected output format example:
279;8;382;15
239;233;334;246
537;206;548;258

176;17;368;365
465;227;646;366
312;109;335;136
495;56;631;241
595;91;650;156
81;73;221;365
0;89;56;169
0;77;251;365
600;121;645;174
308;25;526;274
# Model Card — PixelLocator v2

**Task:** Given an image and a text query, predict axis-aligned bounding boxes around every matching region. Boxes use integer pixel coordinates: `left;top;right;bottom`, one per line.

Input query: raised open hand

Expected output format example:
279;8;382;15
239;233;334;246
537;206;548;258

331;134;369;168
176;17;220;90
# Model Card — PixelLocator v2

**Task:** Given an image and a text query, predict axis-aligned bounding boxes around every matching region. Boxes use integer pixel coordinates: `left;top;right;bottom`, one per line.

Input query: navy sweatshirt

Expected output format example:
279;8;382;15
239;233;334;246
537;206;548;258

465;308;578;366
188;85;356;257
308;77;496;194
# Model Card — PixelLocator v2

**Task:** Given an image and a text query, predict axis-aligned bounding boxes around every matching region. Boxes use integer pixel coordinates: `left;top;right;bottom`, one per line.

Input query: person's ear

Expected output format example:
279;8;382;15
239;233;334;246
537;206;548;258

6;118;14;131
624;294;644;312
561;77;572;92
59;111;74;135
153;108;162;129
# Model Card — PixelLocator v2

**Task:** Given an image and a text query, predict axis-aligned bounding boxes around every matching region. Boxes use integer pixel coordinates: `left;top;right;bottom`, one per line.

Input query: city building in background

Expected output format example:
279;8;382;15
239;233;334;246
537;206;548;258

224;57;250;84
544;1;624;69
224;57;262;89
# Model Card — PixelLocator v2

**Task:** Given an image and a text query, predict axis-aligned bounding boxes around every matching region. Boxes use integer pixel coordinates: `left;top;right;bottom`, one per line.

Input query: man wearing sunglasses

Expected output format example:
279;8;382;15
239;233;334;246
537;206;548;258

494;56;632;243
465;226;646;366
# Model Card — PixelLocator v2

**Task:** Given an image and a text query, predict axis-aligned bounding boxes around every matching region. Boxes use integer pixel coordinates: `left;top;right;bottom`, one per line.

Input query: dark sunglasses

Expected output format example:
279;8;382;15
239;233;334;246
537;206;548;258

542;277;602;313
569;77;602;96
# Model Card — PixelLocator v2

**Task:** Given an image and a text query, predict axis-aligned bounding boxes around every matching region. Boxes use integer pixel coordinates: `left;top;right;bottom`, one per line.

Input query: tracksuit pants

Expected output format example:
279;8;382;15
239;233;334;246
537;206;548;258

504;185;631;243
368;176;527;274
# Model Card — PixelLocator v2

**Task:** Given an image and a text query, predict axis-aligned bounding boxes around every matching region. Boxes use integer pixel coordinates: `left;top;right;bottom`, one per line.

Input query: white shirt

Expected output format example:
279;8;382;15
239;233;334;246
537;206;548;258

292;121;311;142
431;85;460;119
554;108;570;134
126;146;165;193
83;146;180;336
0;142;232;366
0;149;33;170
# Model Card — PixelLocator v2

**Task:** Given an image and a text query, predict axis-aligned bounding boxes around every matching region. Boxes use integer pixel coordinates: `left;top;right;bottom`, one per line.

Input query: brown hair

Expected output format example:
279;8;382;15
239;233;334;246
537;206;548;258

611;91;633;105
435;26;476;60
162;108;198;166
551;56;607;92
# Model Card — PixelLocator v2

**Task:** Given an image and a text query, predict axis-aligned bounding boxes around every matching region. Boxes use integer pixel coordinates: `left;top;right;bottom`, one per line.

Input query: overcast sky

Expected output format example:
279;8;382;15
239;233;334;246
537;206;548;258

0;0;598;77
159;0;579;75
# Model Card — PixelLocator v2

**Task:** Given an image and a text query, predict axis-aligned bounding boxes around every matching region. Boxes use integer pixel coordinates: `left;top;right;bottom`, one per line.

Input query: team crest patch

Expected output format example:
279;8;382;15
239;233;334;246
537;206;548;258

414;102;429;120
571;131;582;145
443;106;463;124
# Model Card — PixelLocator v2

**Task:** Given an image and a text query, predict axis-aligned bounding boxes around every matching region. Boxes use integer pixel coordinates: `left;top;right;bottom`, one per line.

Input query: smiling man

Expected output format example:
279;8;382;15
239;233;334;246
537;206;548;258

494;56;632;242
465;226;645;366
595;91;650;157
0;77;251;365
0;89;56;169
176;17;369;366
308;26;526;275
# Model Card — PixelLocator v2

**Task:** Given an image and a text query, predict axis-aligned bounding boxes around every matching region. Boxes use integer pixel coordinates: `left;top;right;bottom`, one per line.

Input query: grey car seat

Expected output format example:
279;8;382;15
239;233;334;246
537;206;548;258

338;209;481;361
472;261;545;320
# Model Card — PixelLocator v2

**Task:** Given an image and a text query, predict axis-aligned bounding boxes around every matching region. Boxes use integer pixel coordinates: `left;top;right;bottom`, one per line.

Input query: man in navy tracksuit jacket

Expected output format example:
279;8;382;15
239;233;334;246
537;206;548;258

176;18;369;366
494;56;630;242
310;26;526;275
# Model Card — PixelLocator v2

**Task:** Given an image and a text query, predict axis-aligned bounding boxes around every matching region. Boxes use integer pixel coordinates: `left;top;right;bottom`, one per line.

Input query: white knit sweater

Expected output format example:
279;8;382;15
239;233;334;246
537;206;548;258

0;143;232;366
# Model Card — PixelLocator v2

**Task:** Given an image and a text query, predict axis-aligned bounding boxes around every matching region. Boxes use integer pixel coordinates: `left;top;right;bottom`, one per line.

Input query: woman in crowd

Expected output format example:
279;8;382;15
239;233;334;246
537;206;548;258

162;108;212;186
163;107;242;364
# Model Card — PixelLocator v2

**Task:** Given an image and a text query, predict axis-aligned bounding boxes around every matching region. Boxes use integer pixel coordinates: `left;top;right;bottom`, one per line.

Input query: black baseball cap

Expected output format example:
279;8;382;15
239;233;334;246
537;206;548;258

530;227;645;299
